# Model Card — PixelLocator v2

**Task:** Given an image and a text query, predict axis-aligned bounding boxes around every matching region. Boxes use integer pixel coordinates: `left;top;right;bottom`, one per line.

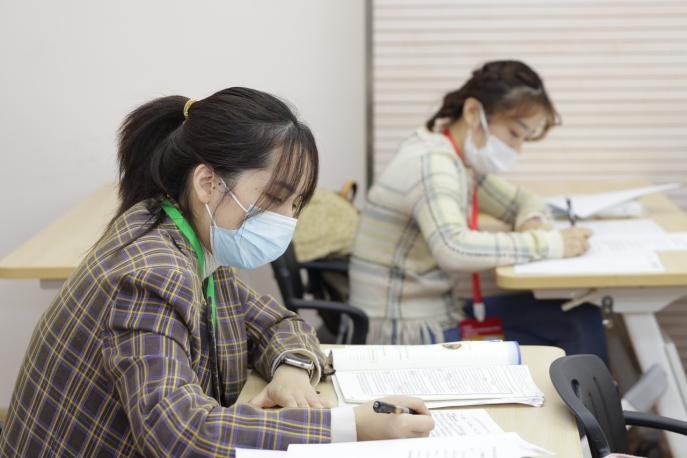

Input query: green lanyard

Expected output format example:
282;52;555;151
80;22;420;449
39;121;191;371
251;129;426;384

161;199;217;333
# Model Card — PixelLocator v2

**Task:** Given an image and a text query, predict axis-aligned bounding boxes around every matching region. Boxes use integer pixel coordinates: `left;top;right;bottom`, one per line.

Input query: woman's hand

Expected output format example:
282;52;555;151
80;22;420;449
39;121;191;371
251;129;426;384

516;217;554;232
249;365;332;409
353;396;435;441
559;227;593;257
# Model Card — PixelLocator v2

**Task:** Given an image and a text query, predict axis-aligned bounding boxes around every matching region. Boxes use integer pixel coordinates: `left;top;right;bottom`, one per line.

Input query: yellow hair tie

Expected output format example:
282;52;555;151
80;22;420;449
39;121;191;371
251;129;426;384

183;99;196;119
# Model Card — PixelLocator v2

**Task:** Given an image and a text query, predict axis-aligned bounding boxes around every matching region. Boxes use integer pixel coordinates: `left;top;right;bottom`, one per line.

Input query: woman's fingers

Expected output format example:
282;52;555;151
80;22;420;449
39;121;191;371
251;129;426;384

248;387;273;408
305;392;325;408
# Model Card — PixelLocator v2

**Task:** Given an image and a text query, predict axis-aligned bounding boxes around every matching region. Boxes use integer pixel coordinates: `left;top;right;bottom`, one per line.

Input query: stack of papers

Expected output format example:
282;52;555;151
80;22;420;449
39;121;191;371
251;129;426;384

329;342;544;408
515;219;687;275
237;433;553;458
333;365;544;408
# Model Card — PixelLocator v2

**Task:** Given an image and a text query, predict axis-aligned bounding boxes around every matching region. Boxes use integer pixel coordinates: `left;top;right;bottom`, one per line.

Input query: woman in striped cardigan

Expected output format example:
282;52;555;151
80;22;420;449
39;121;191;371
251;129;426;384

350;61;607;362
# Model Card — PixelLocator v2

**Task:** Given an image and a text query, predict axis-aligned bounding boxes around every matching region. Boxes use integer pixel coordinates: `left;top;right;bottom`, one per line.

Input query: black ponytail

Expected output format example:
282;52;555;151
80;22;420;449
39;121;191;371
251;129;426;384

116;95;187;217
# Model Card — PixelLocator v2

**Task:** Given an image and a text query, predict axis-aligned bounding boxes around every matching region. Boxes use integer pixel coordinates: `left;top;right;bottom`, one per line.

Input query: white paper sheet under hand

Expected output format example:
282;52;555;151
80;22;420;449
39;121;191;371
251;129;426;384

514;250;664;275
590;234;687;253
563;220;687;254
288;433;553;458
554;219;665;237
430;409;503;437
515;219;674;275
235;412;505;457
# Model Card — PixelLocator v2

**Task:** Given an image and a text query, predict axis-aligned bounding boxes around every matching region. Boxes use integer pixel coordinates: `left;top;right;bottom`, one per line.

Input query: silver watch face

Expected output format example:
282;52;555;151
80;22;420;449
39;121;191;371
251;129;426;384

284;355;314;370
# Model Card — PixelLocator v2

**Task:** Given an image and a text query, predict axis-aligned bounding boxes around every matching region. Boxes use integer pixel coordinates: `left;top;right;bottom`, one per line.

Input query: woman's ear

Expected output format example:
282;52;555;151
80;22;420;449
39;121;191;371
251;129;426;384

462;97;483;130
190;164;217;205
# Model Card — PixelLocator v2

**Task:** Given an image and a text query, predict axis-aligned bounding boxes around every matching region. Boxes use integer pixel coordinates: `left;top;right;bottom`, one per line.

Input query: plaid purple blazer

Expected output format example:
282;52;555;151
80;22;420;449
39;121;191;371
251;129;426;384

0;202;330;457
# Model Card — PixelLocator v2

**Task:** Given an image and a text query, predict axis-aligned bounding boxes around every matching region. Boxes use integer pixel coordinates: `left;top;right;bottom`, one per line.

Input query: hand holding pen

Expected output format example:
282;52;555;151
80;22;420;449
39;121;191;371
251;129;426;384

561;197;593;257
354;396;434;441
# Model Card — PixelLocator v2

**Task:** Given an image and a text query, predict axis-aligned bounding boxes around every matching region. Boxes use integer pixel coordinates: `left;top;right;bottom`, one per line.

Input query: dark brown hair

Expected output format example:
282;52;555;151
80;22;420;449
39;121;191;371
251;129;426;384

426;60;560;140
108;87;318;241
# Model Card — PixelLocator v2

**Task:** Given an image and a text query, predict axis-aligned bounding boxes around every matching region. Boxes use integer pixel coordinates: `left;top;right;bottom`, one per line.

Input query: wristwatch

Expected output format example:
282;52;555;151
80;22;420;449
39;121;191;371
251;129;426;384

278;353;315;378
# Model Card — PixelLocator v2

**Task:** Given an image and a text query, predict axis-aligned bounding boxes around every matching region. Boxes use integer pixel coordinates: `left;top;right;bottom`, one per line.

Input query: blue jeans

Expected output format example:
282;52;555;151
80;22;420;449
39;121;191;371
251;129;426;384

461;293;608;363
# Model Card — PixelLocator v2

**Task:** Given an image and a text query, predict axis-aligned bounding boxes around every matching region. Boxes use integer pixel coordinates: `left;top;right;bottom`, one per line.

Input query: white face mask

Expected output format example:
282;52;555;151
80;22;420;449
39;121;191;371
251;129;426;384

463;107;519;174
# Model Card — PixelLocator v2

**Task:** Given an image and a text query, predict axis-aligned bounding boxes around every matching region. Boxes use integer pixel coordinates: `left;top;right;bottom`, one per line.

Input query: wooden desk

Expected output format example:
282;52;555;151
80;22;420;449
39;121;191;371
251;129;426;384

497;180;687;290
237;346;582;458
0;183;117;280
496;180;687;454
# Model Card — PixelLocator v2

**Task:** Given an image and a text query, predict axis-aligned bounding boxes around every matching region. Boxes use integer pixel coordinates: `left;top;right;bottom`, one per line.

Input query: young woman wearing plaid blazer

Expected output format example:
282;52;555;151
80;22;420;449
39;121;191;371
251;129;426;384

0;88;434;457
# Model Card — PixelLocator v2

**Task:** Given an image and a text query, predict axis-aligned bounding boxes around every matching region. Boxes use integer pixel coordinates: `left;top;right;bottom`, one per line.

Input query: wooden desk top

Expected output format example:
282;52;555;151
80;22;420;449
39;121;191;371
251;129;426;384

237;346;582;458
496;180;687;290
3;179;684;288
0;183;118;280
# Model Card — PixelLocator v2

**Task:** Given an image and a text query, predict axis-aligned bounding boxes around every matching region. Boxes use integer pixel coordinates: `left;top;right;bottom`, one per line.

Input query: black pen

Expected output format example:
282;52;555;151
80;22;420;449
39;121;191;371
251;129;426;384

565;197;577;227
372;400;419;415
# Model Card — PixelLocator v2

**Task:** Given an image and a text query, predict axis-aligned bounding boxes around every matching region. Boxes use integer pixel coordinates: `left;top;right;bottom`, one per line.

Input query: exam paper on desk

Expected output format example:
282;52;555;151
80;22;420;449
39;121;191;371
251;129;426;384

236;413;545;458
430;409;503;437
514;219;685;275
288;433;553;458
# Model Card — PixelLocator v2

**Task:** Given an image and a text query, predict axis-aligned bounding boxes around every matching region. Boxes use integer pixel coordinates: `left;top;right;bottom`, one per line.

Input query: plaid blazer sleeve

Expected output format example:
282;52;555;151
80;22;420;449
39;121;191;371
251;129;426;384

477;173;555;229
410;151;564;272
230;272;327;384
102;267;331;457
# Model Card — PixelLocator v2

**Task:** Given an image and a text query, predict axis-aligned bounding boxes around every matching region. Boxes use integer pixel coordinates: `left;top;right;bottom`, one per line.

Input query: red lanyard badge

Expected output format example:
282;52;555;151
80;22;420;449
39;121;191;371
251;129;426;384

443;129;504;340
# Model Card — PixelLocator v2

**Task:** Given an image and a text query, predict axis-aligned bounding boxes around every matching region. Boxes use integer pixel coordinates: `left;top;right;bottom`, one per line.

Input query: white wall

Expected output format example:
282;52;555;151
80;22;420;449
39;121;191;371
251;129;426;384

0;0;366;407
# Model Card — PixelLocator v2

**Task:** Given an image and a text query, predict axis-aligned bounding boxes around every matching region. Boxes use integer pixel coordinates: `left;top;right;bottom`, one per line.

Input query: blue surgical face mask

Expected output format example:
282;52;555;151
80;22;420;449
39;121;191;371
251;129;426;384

204;182;297;269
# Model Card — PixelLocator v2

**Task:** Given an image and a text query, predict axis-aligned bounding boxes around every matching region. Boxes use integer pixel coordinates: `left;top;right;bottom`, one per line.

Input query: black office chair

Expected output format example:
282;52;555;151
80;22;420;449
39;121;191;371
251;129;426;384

550;354;687;458
271;244;368;344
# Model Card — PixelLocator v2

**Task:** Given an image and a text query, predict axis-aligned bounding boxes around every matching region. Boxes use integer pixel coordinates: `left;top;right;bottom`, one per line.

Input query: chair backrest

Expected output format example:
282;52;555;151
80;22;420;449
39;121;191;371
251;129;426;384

550;355;629;457
271;243;369;345
271;244;304;306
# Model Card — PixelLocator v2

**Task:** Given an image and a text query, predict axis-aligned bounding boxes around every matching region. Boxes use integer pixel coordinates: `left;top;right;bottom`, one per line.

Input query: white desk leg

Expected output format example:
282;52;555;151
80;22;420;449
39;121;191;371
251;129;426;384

623;312;687;456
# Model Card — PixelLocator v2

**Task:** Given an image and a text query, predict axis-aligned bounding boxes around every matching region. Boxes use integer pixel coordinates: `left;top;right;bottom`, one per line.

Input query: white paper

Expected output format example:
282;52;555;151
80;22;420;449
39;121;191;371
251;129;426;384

589;234;687;253
288;433;553;458
652;233;687;251
555;219;665;237
547;183;681;219
515;219;675;275
430;409;503;437
514;249;665;275
235;449;288;457
330;341;521;372
334;365;544;407
593;200;645;218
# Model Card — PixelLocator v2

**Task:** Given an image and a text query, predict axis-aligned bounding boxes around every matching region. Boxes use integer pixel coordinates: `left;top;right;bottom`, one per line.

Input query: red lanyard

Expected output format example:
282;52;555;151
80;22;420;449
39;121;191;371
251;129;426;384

443;129;484;307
